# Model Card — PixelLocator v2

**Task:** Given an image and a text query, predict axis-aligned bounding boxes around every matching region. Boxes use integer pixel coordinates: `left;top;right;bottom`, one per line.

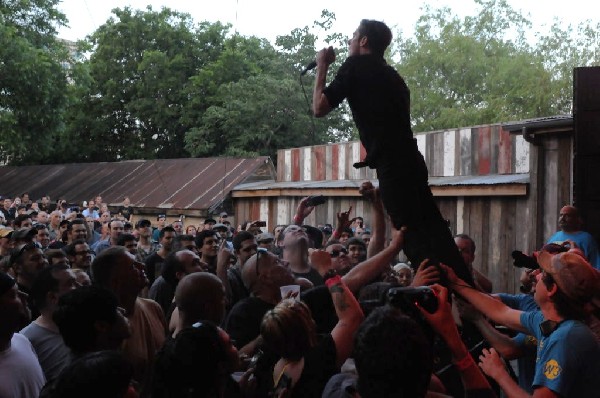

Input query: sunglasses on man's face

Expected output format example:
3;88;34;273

329;248;348;258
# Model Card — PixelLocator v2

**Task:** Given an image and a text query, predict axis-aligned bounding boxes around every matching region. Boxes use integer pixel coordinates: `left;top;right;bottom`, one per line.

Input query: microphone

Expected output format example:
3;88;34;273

300;60;317;76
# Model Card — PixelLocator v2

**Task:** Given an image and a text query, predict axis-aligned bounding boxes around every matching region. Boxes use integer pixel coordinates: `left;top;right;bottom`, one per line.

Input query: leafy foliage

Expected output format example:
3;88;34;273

0;1;68;165
393;0;566;132
2;1;600;165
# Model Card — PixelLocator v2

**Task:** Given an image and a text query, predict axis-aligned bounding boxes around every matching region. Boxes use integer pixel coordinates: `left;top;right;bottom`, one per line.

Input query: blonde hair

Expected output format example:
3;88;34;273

260;299;317;361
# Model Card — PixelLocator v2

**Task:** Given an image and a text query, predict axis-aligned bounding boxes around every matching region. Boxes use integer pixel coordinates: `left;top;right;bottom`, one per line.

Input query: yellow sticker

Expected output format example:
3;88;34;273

544;359;562;380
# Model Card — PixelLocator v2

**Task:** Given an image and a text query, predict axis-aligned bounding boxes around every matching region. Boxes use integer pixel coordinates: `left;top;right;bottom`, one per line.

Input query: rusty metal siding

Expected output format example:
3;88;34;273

0;157;274;212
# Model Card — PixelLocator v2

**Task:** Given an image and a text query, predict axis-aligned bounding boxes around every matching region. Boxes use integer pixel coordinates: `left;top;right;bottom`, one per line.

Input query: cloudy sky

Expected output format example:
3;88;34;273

57;0;596;44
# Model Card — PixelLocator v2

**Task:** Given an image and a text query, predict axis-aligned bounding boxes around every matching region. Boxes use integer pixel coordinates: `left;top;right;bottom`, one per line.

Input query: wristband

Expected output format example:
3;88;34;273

293;214;303;224
325;274;342;288
332;230;341;239
453;354;475;371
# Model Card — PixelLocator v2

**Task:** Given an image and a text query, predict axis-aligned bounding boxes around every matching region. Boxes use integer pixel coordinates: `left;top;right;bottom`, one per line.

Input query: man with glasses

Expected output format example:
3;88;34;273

324;242;352;275
224;248;296;357
447;247;600;397
135;219;158;262
10;242;48;319
116;233;137;255
65;239;93;275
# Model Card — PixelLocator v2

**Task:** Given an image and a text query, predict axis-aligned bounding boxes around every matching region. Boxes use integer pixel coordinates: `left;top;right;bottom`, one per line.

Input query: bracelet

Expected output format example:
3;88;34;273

293;214;303;225
325;274;342;288
453;354;475;371
332;230;341;239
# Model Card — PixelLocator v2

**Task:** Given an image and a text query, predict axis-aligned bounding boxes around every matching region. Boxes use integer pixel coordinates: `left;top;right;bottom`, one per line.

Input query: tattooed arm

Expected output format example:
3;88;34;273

327;275;364;367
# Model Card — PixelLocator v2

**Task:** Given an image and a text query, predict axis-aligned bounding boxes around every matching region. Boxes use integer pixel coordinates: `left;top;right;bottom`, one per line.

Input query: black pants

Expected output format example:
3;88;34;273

375;146;475;286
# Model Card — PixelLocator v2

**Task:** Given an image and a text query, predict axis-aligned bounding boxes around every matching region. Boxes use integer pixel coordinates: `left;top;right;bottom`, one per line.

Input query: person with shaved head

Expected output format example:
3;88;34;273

547;205;600;269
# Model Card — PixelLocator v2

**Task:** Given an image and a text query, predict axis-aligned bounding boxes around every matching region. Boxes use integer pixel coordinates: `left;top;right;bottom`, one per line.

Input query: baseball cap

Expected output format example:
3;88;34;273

537;248;600;306
212;223;228;231
256;232;274;243
12;228;37;241
0;228;13;239
220;212;228;218
136;219;152;228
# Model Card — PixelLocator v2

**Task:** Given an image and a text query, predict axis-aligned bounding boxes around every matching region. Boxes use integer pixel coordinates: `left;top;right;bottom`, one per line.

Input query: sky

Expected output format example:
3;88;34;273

57;0;596;45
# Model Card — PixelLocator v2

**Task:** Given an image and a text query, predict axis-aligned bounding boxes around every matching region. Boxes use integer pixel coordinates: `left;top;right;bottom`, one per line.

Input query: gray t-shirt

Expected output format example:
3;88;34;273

0;333;45;398
20;322;71;381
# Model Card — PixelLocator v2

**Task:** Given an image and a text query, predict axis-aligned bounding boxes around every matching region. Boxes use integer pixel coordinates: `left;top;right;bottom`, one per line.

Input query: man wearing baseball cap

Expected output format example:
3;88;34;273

446;247;600;397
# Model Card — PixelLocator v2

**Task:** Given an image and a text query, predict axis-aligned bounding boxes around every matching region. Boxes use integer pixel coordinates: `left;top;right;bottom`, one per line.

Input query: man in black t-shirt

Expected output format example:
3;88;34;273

117;196;133;221
312;19;473;286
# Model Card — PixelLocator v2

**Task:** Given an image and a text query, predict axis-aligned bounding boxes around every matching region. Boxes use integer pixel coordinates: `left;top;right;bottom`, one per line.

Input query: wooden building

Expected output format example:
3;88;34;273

233;116;575;293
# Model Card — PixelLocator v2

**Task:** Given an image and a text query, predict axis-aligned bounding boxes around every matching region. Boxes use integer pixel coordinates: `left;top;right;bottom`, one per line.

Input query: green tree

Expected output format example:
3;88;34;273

65;7;229;161
536;20;600;113
184;10;354;159
185;74;324;159
0;0;67;47
0;1;68;165
394;0;564;132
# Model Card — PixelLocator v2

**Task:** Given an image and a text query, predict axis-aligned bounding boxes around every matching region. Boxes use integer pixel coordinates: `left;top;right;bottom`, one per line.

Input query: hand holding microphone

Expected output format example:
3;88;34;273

301;46;335;75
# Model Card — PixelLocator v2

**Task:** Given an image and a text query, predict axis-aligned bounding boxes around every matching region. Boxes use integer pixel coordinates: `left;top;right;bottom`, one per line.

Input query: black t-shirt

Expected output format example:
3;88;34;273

117;206;133;221
323;54;414;168
144;252;166;286
224;297;274;350
293;267;324;287
226;265;249;310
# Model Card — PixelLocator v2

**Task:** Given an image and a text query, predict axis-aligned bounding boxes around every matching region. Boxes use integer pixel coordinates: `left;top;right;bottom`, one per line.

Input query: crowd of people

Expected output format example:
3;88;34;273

2;18;600;398
1;184;599;398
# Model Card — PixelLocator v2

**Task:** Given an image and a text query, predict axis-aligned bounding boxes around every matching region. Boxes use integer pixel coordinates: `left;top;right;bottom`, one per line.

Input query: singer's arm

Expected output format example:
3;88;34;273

313;47;334;117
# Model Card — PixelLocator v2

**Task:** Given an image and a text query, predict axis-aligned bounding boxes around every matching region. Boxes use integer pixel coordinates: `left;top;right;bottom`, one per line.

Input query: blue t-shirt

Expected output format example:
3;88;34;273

520;311;600;396
547;230;600;269
497;294;538;392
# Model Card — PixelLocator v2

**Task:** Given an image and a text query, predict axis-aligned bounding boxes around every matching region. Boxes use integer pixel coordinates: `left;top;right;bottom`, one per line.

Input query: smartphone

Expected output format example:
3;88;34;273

305;195;326;207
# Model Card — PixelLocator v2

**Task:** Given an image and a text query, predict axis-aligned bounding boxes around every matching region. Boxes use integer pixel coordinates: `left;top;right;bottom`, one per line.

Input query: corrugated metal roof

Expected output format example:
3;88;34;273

233;173;529;191
0;157;274;210
502;115;572;132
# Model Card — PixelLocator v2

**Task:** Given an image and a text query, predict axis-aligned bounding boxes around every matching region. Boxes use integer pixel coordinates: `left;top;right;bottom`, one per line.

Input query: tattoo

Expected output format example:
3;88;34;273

329;284;349;311
333;294;349;311
329;284;344;295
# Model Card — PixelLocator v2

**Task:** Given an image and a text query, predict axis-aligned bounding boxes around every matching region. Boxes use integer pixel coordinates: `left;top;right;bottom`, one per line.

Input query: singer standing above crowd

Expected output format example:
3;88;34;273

312;19;474;285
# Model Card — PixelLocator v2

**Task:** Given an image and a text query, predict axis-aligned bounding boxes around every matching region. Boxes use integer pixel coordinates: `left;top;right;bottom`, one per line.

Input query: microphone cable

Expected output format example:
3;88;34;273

299;72;317;144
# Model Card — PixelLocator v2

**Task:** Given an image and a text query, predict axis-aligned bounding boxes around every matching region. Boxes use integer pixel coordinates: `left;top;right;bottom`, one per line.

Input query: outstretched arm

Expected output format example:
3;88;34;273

327;275;364;367
342;227;405;293
419;284;494;394
443;265;526;333
359;182;385;258
458;299;526;360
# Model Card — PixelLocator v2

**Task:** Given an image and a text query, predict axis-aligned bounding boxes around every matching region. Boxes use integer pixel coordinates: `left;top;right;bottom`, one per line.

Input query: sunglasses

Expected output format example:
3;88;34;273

329;248;348;258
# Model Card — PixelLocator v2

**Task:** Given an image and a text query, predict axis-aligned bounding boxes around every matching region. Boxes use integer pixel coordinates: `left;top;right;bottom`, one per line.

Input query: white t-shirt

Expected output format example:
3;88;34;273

0;333;45;398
